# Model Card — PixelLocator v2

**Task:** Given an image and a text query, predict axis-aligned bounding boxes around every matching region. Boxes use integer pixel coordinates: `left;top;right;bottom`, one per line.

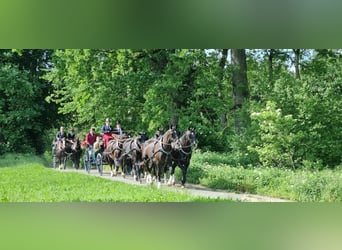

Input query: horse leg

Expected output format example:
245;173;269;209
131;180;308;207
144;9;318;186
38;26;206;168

58;155;64;170
134;163;140;182
59;157;65;170
157;165;166;189
155;162;163;189
74;154;80;170
110;161;115;177
58;159;63;170
146;162;154;185
156;166;161;189
63;156;67;170
120;158;125;178
167;163;176;186
181;165;188;188
114;159;120;177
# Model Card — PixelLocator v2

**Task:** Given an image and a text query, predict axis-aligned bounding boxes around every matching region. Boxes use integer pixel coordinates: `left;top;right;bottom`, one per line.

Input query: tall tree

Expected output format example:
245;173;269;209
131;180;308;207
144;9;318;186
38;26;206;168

267;49;275;81
0;49;57;154
231;49;249;132
293;49;301;79
219;49;228;128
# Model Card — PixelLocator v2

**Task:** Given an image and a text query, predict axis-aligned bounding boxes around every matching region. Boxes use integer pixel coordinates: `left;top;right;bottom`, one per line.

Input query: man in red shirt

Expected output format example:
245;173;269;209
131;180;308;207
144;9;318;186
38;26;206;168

86;127;96;146
86;127;97;162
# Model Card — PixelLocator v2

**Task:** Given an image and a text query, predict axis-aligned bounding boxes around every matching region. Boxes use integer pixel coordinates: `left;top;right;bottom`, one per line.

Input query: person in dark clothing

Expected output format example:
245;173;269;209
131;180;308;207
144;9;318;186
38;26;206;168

67;128;76;143
155;127;164;139
55;126;66;149
101;118;114;148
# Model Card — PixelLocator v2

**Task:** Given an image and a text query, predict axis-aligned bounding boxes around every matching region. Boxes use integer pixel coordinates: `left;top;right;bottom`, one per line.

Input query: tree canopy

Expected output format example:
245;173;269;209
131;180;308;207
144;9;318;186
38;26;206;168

1;49;341;169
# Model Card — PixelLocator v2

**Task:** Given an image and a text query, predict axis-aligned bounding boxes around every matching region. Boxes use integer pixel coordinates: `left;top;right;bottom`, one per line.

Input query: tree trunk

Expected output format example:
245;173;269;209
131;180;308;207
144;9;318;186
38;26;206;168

293;49;300;79
231;49;249;133
267;49;275;82
219;49;228;128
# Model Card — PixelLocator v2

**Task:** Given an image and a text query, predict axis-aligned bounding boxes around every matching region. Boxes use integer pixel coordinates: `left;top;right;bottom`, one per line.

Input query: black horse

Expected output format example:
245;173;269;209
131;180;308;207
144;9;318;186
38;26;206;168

69;138;82;169
168;128;197;187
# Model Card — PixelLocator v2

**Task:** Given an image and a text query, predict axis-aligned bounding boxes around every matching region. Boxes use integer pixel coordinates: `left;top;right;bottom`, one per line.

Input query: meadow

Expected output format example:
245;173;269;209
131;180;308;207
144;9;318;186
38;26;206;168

0;154;217;202
1;152;342;202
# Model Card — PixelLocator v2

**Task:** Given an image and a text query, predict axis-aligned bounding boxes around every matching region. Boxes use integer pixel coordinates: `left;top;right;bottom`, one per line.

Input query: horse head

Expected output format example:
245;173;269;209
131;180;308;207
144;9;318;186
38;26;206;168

73;138;81;151
164;127;179;144
185;127;197;148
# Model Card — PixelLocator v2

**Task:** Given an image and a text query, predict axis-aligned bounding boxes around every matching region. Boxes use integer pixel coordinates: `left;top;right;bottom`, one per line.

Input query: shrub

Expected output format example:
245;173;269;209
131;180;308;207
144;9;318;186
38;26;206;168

248;101;297;169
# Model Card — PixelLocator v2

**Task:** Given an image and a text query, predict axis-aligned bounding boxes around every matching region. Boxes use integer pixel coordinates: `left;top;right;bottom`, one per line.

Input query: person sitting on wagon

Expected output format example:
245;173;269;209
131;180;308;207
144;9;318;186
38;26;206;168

113;120;124;135
86;127;97;161
101;118;114;148
66;128;76;143
93;136;103;157
155;127;164;139
55;126;66;149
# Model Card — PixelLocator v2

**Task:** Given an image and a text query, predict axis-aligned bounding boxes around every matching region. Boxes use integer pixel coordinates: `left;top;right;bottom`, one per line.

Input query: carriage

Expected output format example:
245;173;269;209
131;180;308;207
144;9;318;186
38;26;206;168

80;126;197;188
83;145;104;175
83;133;131;176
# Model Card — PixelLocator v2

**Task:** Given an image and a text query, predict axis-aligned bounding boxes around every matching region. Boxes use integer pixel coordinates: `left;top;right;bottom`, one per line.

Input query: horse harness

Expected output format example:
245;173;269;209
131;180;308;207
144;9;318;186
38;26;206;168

145;134;174;162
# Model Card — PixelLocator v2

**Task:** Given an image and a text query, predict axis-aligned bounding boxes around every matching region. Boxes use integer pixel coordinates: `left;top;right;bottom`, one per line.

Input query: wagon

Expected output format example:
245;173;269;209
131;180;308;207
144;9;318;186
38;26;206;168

83;146;104;175
83;132;135;177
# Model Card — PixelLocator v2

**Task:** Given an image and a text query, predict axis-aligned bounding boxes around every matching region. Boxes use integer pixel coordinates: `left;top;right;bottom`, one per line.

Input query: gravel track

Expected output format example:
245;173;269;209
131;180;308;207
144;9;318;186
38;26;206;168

57;167;292;202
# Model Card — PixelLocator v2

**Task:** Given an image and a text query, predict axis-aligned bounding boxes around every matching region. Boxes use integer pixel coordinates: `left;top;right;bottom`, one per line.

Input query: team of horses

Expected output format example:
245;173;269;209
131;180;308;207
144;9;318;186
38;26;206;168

53;138;82;170
53;127;197;188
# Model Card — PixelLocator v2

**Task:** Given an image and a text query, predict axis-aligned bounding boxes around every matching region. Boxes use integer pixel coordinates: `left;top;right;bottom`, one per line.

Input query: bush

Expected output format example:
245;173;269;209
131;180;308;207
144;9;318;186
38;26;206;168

248;101;297;169
186;151;342;201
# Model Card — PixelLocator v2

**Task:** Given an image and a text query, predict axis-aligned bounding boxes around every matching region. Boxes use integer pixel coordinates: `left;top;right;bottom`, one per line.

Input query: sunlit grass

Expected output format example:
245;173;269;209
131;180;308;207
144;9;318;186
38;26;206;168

0;154;226;202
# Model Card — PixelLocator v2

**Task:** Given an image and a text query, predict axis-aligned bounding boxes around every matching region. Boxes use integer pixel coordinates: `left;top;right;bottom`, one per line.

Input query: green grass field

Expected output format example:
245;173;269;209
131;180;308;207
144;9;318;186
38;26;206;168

2;152;341;202
0;154;221;202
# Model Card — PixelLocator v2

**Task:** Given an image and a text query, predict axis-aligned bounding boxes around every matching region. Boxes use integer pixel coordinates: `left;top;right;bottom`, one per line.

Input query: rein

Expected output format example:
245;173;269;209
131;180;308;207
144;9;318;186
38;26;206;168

120;139;141;159
146;131;175;161
159;133;173;155
176;133;196;155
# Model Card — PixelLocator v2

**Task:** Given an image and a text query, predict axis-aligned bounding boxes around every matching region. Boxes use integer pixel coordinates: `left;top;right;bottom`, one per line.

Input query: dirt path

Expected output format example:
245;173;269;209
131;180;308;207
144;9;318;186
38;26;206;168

58;168;292;202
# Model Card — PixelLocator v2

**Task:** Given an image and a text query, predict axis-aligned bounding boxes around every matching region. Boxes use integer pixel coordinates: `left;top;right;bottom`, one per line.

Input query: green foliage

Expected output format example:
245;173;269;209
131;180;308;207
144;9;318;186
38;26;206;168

0;49;58;155
248;101;297;168
187;151;342;201
3;48;341;171
45;49;230;150
0;64;40;154
245;51;341;169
